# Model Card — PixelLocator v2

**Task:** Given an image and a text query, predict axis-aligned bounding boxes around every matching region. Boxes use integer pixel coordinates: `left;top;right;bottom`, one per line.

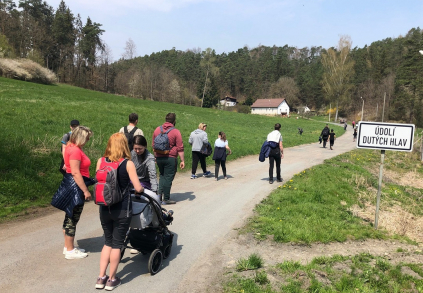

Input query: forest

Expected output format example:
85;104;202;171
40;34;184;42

1;0;423;126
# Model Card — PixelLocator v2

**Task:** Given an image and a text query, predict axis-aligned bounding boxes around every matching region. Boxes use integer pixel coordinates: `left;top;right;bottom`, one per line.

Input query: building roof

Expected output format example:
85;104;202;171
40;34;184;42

221;96;237;102
251;98;286;108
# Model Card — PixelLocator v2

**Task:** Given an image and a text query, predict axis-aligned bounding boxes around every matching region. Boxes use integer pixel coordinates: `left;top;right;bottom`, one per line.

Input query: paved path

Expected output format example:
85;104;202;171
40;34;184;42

0;126;355;293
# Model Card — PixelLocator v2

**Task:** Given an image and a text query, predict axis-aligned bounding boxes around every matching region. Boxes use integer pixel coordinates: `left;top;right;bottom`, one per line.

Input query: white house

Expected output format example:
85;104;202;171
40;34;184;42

297;106;311;114
250;98;290;116
220;96;237;107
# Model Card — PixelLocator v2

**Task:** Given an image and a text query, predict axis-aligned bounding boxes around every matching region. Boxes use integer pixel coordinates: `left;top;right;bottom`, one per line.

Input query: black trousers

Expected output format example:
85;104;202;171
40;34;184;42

322;136;328;148
268;148;281;180
214;159;226;178
192;151;207;174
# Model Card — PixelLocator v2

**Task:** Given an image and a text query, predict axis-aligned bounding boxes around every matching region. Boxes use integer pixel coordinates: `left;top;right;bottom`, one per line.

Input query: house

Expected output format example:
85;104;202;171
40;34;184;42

250;98;290;116
220;96;237;107
297;106;311;114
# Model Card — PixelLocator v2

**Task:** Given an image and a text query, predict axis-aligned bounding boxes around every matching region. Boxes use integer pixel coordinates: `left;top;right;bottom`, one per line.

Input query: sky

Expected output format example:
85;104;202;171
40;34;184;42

46;0;423;61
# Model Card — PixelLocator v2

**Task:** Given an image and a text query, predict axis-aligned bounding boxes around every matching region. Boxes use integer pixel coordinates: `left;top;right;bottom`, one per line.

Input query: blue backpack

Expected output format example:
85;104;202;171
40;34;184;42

153;126;174;154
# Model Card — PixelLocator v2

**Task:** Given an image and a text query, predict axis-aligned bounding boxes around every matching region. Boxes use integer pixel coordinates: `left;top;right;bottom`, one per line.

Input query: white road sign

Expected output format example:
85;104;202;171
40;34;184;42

356;121;415;152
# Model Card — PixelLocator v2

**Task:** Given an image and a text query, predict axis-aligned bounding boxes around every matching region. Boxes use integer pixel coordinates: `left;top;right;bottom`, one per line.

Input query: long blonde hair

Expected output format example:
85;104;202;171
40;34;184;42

69;126;93;147
103;133;131;162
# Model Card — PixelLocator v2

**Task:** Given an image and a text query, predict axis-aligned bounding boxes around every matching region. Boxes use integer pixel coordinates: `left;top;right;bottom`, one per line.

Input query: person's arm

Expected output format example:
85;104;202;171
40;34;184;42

279;141;284;159
178;151;185;169
175;131;185;169
146;157;158;193
126;161;144;194
225;144;232;155
70;159;91;201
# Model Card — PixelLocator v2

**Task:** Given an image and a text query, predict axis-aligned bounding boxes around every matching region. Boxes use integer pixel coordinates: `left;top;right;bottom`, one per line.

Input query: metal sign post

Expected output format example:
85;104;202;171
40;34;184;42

357;121;415;229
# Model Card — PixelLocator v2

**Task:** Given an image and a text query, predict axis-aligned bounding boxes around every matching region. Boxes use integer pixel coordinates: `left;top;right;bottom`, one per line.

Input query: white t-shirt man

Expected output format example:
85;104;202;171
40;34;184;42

119;125;144;137
267;130;283;143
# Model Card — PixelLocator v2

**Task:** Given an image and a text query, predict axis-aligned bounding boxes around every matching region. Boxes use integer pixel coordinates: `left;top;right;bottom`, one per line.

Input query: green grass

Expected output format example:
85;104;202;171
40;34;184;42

224;253;423;293
236;254;264;271
243;148;423;244
0;77;345;220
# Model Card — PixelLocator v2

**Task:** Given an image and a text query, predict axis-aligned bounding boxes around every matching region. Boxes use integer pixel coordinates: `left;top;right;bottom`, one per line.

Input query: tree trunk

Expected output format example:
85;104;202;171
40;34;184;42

201;69;209;108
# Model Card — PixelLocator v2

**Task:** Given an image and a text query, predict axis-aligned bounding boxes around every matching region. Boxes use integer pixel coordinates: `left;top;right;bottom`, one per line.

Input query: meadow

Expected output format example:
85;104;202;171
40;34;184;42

0;77;343;219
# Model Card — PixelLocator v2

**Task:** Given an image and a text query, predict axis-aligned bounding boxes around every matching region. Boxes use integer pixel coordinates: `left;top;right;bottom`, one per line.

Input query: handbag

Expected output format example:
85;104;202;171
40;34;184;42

51;174;95;217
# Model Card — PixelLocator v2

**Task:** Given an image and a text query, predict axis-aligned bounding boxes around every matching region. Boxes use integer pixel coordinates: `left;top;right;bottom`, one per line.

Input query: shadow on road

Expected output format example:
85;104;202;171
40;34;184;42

172;192;195;203
77;235;104;253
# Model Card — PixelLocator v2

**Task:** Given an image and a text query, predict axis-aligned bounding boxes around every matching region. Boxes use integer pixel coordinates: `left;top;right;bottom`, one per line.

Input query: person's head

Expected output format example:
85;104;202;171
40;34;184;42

198;122;207;130
70;119;80;130
165;113;176;125
326;124;329;127
103;133;131;162
331;129;334;132
133;135;147;156
274;123;281;131
69;126;92;147
128;113;138;124
219;131;227;141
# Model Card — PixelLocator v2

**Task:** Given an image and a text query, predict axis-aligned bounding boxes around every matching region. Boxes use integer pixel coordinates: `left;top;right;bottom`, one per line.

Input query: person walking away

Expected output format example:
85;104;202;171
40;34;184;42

189;123;211;178
119;113;144;151
63;126;93;259
352;120;356;129
353;127;358;142
131;135;158;193
320;124;330;148
212;131;232;181
267;123;284;184
344;122;347;130
60;119;80;175
95;133;144;290
329;129;336;150
152;113;185;205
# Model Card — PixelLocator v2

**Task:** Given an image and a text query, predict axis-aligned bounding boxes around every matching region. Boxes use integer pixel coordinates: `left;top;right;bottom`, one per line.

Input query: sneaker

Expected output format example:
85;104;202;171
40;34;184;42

277;178;283;183
130;249;139;254
203;171;211;177
63;247;85;254
65;249;88;259
190;174;198;179
162;200;176;205
224;176;228;180
214;178;218;181
95;275;109;289
269;179;274;184
105;277;121;291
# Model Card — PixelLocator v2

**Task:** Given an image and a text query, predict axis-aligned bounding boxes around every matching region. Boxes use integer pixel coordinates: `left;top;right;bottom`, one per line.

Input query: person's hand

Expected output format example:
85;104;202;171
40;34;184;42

84;190;91;201
180;161;185;169
281;153;284;159
62;165;66;171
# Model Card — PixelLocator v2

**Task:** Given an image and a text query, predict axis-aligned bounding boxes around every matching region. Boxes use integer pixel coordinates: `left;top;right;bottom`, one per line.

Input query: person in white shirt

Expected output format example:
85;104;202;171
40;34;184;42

267;123;284;184
119;113;144;151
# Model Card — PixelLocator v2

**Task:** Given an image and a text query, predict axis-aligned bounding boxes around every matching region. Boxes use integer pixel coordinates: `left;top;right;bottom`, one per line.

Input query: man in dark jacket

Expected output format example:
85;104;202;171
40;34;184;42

267;123;284;184
320;124;330;148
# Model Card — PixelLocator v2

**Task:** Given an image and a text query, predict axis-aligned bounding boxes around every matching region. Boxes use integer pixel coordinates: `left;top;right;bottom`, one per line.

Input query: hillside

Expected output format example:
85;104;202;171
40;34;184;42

0;77;343;219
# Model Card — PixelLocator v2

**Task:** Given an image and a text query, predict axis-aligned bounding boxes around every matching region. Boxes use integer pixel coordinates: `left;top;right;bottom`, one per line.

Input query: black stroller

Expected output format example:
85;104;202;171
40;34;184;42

120;189;174;275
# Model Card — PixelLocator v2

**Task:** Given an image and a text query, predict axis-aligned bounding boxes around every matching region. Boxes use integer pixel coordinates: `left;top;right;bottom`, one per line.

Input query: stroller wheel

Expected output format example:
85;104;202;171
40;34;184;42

163;244;172;259
148;249;163;275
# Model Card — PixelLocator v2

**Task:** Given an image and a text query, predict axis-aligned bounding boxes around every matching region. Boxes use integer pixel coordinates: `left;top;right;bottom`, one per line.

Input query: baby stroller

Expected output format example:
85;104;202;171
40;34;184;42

120;188;174;275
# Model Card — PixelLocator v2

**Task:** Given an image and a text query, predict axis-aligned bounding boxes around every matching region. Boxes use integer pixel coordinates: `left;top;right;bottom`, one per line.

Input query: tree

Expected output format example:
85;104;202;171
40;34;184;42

200;48;218;107
122;38;136;60
267;76;301;107
321;35;355;122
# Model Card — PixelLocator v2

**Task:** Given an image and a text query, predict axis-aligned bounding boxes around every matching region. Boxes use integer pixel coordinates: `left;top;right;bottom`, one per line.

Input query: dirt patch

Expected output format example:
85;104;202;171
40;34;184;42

384;169;423;189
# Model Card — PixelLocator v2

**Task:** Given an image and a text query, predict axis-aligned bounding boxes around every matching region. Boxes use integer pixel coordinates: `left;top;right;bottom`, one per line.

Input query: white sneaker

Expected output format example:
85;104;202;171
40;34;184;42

130;249;139;254
63;247;85;254
65;249;88;259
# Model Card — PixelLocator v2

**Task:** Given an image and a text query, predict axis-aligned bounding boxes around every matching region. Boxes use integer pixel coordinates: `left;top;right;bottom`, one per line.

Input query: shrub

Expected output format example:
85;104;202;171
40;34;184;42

0;58;57;84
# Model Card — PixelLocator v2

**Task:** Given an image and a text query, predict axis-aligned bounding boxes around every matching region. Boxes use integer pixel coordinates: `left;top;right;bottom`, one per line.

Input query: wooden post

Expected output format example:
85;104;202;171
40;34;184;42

374;150;385;229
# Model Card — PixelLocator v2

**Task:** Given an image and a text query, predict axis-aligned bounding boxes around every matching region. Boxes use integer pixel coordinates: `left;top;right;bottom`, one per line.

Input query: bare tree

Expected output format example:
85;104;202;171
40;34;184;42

122;38;136;60
321;35;355;122
200;48;219;107
266;76;301;107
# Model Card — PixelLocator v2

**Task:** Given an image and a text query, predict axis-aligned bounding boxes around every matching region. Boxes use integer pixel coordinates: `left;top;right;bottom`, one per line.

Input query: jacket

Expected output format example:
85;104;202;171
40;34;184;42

259;141;270;162
189;129;208;152
212;146;227;161
131;149;158;193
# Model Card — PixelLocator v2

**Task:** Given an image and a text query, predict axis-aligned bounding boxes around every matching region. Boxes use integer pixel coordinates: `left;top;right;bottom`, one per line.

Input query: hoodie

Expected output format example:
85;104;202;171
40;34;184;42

189;129;208;152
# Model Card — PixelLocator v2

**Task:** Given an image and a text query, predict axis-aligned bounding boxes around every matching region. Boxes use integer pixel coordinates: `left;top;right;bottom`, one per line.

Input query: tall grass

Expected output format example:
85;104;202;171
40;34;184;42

0;77;344;219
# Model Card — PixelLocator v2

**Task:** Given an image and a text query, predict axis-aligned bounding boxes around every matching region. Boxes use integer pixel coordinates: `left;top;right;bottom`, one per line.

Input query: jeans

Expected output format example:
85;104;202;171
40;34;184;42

156;157;177;201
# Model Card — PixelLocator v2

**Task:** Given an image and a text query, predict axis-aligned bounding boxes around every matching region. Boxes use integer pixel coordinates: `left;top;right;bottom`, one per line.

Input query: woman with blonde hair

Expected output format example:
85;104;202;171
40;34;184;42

95;133;144;290
212;131;231;181
60;126;93;259
188;122;211;179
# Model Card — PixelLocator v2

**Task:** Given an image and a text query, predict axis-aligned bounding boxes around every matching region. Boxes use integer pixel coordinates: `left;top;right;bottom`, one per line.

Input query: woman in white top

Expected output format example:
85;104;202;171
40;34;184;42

212;131;231;181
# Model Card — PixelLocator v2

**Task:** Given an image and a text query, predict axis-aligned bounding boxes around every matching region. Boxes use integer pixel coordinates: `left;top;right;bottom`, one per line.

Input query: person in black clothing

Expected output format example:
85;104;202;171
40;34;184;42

320;124;330;148
353;127;358;142
95;133;144;290
267;123;284;184
329;129;336;150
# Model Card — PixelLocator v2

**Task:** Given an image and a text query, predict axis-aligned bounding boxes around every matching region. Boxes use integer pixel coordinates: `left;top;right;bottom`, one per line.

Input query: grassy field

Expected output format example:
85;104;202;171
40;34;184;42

225;147;423;292
0;77;344;220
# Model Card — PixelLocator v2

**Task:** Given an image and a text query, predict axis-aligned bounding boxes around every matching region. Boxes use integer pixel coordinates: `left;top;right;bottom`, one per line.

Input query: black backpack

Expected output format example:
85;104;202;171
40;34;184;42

322;127;329;137
124;126;138;151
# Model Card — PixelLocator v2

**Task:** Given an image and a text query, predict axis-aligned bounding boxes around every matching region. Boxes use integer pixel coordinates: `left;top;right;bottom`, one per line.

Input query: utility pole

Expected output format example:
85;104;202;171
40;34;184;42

360;97;364;121
382;92;386;122
376;103;378;121
329;103;331;122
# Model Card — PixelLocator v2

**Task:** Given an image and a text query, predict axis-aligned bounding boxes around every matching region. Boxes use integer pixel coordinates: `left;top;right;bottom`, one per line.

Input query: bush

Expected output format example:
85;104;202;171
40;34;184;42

0;58;57;84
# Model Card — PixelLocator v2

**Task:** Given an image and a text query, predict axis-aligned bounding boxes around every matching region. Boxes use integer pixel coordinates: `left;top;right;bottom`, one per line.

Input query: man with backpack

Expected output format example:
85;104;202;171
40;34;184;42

119;113;144;151
152;113;185;205
320;124;330;148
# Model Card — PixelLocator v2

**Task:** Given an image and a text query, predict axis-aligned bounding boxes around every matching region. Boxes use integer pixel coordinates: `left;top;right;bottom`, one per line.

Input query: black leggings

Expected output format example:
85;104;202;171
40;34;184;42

214;160;226;178
192;151;207;174
62;204;84;237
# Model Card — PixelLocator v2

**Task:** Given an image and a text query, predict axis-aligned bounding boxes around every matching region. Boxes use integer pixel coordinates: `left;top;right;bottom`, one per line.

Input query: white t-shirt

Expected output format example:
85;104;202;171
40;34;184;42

267;130;282;143
119;125;144;136
214;138;228;148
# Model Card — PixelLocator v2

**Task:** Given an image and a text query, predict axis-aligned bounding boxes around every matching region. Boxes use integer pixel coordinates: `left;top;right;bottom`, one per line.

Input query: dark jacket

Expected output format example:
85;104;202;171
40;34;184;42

212;146;227;161
259;141;278;162
321;127;330;139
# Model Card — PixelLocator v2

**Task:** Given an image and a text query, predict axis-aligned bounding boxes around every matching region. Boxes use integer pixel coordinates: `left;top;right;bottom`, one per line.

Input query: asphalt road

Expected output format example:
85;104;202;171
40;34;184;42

0;125;356;293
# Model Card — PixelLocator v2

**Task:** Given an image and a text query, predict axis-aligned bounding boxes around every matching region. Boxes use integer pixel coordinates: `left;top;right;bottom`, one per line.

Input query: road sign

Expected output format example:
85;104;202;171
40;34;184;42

357;121;415;152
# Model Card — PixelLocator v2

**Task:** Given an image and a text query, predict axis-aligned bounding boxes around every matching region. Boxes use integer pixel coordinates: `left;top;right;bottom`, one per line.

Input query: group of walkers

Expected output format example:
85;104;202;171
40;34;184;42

320;124;336;150
53;112;234;290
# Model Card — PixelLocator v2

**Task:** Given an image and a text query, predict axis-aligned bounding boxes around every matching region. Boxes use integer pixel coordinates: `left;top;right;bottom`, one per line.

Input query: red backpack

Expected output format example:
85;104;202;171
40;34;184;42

94;158;128;206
